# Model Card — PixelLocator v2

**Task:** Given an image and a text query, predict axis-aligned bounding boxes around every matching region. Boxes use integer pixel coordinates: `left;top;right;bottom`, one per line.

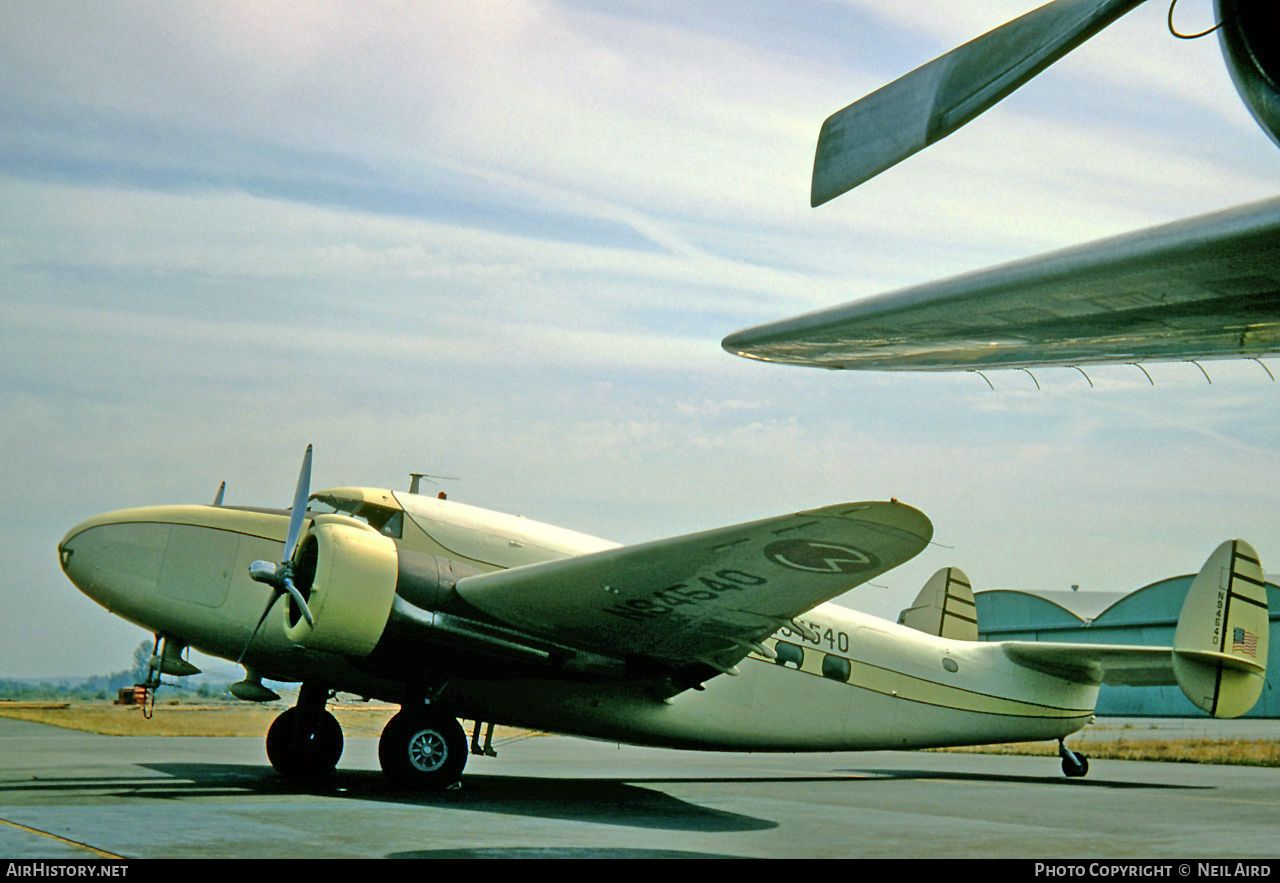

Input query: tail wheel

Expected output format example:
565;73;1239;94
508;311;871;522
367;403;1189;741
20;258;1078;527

379;709;467;789
265;707;343;778
1062;753;1089;778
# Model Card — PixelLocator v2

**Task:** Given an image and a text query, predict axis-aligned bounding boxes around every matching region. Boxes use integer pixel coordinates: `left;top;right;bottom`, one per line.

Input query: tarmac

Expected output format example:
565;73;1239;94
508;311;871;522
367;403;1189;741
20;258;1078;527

1;716;1278;860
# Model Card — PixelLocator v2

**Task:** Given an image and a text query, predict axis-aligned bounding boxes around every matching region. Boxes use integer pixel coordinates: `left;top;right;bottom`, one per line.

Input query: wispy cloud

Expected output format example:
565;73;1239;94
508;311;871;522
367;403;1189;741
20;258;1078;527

1;1;1278;676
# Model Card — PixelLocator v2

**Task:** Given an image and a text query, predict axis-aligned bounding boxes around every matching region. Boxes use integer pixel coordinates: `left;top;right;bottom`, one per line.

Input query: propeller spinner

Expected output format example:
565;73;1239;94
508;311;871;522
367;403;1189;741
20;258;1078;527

237;445;317;663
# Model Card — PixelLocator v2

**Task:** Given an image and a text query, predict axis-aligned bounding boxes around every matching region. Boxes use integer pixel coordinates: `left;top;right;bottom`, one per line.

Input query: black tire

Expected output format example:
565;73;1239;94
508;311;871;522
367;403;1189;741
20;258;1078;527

1062;752;1089;778
378;709;467;789
266;707;344;778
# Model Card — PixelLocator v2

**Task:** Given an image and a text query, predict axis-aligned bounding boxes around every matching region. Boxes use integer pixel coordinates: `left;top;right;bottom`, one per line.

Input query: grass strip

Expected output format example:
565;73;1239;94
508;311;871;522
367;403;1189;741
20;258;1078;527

933;738;1280;767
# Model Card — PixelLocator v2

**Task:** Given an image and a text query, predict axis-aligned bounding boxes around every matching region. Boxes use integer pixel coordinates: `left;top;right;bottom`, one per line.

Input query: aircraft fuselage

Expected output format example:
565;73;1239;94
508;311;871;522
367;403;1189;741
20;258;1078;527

58;489;1095;753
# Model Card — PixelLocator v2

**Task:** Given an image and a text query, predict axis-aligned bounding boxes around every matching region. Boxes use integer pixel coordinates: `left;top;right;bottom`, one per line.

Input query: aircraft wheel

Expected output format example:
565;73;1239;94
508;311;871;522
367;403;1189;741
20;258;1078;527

379;709;467;789
266;707;344;778
1062;752;1089;778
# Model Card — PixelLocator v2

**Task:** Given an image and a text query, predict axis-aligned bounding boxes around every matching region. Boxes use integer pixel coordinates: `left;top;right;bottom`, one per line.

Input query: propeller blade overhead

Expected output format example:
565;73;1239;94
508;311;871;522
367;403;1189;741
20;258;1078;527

811;0;1146;206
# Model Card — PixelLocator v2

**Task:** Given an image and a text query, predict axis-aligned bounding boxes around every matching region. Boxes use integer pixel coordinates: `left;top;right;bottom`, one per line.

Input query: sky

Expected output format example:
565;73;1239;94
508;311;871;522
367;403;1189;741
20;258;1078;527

1;0;1277;681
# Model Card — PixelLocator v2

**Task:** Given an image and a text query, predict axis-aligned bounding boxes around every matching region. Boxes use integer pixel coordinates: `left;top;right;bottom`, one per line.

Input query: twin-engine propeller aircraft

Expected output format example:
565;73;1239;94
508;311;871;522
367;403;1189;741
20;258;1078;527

58;447;1269;789
723;0;1280;372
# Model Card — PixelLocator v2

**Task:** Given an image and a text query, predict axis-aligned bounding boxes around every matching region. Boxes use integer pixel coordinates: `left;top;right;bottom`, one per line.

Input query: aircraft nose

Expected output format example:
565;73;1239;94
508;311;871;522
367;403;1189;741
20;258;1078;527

57;513;170;611
58;519;95;592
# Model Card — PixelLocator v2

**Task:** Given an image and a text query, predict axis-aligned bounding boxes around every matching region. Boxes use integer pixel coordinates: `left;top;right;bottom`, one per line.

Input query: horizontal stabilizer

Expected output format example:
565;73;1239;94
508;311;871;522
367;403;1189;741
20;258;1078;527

811;0;1143;205
1003;540;1269;718
898;566;978;640
1173;540;1269;718
1002;641;1178;687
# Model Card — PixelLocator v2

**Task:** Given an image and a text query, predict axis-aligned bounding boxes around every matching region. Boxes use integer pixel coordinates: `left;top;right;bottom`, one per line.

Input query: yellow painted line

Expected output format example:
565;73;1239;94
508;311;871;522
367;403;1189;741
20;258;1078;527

0;815;126;859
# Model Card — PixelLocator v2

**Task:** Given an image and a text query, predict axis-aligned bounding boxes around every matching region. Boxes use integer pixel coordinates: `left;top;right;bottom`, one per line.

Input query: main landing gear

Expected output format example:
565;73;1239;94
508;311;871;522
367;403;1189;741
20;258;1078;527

378;707;469;789
263;683;478;790
265;684;343;778
1059;738;1089;778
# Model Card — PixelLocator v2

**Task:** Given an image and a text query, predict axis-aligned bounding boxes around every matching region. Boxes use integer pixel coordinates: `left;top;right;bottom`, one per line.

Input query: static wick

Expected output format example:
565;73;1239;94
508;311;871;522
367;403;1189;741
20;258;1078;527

1186;360;1212;385
1127;363;1154;386
968;369;995;390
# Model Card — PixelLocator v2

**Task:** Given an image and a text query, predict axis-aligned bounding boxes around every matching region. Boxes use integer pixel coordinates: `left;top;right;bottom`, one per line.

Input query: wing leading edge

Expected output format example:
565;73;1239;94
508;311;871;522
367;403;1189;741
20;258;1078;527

723;197;1280;371
456;500;932;671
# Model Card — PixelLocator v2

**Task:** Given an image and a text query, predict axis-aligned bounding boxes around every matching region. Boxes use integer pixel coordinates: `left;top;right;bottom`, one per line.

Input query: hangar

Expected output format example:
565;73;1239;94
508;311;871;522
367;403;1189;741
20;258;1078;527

975;575;1280;717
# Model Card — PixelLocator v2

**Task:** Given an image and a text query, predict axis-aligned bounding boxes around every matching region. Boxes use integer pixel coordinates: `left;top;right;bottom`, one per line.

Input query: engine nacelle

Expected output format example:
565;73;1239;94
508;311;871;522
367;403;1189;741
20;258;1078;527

280;515;483;657
284;518;399;656
1218;0;1280;148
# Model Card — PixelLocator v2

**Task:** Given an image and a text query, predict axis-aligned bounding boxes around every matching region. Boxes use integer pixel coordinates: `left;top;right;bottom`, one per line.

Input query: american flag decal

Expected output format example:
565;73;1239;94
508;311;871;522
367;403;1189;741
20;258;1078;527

1233;627;1258;658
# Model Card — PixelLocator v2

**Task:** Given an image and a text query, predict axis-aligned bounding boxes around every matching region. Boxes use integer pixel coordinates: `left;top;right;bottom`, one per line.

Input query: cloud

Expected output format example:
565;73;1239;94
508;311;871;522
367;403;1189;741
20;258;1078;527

2;1;1278;677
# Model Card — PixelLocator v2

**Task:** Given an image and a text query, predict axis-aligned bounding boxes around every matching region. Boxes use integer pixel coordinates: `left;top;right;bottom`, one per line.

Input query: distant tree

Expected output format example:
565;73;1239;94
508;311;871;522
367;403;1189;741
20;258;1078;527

131;640;153;684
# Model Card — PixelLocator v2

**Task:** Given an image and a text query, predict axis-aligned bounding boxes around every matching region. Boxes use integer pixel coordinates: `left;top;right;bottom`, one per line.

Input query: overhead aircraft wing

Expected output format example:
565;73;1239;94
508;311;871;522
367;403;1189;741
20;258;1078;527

456;501;931;671
723;196;1280;371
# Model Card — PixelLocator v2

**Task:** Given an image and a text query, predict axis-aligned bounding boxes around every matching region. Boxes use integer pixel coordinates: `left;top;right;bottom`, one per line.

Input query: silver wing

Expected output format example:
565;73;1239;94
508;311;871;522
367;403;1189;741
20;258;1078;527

723;196;1280;371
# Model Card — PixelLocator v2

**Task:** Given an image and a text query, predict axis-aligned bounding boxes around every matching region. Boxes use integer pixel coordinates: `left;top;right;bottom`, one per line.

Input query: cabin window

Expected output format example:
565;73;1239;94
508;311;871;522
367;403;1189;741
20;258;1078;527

941;657;959;673
774;642;804;670
822;654;851;683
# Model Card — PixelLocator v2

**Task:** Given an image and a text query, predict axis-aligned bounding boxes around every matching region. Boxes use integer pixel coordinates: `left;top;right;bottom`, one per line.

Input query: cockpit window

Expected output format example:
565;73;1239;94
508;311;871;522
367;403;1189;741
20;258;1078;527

365;508;403;538
306;495;353;517
305;495;403;539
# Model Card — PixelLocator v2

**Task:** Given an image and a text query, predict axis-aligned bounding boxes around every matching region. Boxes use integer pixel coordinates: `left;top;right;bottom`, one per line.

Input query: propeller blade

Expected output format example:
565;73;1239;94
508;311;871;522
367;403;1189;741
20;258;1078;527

280;576;315;627
212;481;225;507
237;446;317;664
283;444;313;561
236;592;279;665
811;0;1146;206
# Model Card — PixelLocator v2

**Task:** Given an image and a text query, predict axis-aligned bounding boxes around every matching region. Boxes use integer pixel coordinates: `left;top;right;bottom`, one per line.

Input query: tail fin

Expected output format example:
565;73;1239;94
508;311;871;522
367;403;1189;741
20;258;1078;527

898;567;978;641
1173;540;1269;718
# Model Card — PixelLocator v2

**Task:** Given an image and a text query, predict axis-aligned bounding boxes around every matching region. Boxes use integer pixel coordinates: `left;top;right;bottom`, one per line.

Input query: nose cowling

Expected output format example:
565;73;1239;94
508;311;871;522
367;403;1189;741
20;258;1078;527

58;512;172;616
57;505;293;652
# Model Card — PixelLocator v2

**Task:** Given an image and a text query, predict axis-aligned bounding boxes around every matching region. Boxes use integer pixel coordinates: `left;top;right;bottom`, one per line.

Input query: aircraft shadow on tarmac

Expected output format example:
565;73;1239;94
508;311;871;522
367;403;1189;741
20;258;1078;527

134;763;780;833
838;767;1212;790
